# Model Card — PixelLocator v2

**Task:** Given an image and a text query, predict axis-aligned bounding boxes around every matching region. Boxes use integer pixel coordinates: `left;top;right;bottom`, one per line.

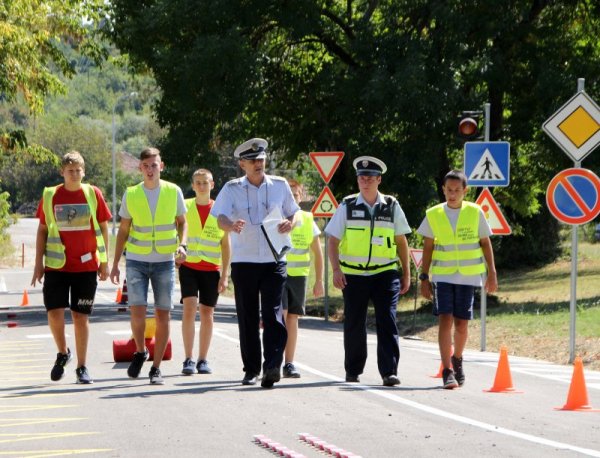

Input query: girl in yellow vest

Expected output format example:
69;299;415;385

31;151;111;385
418;170;497;389
282;179;324;378
179;169;231;376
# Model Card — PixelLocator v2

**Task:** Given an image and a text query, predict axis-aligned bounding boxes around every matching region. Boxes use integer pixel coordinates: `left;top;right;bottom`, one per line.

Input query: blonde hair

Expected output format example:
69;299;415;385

61;151;85;170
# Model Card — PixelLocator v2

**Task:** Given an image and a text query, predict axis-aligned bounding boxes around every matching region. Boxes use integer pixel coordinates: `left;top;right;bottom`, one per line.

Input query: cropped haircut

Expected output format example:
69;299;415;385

61;151;85;170
443;170;468;188
139;147;161;161
192;168;213;180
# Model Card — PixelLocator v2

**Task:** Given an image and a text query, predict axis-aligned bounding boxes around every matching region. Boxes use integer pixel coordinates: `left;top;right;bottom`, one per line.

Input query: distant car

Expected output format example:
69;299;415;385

595;224;600;242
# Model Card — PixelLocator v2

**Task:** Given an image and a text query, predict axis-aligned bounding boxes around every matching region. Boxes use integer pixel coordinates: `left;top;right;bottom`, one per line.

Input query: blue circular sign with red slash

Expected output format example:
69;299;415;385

546;168;600;225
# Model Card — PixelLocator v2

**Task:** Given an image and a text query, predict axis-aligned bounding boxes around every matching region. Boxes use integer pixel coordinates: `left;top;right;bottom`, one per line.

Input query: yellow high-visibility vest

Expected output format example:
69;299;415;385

185;198;223;265
426;201;486;276
125;181;178;255
339;194;398;275
287;210;314;277
42;184;107;269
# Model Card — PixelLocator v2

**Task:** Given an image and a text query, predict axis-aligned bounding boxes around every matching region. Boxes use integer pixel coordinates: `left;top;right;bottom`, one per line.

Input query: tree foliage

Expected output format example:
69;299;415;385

109;0;600;266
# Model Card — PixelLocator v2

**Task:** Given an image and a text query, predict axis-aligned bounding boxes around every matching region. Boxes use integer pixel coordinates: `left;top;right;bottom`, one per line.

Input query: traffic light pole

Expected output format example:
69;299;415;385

480;102;491;352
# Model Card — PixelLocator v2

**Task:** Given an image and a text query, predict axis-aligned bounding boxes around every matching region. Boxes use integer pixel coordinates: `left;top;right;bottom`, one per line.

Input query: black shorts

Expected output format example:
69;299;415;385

282;275;307;315
178;265;220;307
42;270;98;315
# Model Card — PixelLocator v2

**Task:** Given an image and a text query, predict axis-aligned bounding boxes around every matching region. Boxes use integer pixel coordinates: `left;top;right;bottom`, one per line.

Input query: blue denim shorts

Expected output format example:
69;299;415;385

126;259;175;310
432;282;475;320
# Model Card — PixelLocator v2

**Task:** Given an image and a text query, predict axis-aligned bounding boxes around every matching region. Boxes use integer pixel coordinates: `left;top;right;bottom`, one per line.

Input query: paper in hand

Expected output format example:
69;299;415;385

260;207;292;261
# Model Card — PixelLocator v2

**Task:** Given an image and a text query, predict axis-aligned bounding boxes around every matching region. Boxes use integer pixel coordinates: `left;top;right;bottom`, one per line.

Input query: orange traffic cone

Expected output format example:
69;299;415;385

556;357;600;411
429;346;453;378
115;287;122;303
484;346;522;393
119;279;128;305
20;290;29;306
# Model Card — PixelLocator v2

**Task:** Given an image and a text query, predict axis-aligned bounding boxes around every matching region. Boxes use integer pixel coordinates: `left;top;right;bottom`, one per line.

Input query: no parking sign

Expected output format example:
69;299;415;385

546;168;600;225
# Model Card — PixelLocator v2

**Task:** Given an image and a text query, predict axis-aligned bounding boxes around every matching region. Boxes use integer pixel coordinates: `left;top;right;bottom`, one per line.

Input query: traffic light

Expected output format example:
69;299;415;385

457;111;482;140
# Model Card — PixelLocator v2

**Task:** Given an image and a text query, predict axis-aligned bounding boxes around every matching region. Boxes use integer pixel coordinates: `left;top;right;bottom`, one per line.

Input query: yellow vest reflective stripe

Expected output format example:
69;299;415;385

126;181;178;255
42;184;107;269
339;194;398;275
185;198;224;265
426;201;486;276
287;211;314;277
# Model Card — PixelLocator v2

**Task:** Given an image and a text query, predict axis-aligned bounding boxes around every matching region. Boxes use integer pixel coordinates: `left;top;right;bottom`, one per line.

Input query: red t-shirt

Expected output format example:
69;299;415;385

36;184;112;272
183;200;220;272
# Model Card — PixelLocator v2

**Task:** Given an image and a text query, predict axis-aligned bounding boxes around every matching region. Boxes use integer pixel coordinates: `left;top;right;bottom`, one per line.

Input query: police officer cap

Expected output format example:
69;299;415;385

353;156;387;176
234;138;268;160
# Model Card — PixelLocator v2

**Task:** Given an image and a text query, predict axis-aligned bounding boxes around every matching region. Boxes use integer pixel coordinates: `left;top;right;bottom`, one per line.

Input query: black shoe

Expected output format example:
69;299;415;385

242;372;258;385
282;362;300;378
382;374;400;387
196;359;212;374
451;355;465;386
345;373;360;383
149;366;165;385
442;368;458;389
50;349;72;381
127;348;149;379
75;366;93;384
261;367;281;388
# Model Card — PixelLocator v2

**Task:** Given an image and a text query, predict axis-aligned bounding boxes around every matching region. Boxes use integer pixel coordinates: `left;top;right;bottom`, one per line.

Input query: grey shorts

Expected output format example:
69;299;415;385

282;275;307;315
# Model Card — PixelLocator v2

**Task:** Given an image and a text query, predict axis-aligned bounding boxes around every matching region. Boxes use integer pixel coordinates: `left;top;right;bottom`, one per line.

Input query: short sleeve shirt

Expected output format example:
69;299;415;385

416;203;492;286
118;181;187;262
211;175;300;263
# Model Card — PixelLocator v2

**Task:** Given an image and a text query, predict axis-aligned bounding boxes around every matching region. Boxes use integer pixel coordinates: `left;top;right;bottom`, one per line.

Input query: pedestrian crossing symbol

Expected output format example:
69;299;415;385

464;141;510;187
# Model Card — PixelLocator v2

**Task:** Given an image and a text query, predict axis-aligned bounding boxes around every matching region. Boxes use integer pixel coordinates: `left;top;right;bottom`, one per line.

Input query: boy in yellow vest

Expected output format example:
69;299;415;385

179;168;230;376
110;147;187;385
282;179;324;378
418;170;497;389
31;151;111;384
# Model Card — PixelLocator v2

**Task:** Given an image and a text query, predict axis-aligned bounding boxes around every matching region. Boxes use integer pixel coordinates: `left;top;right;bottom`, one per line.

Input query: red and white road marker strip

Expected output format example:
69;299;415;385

297;432;362;458
253;434;307;458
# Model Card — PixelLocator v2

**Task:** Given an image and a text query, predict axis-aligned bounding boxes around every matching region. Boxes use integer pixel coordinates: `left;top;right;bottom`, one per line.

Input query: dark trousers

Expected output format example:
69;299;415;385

342;269;401;377
231;262;287;375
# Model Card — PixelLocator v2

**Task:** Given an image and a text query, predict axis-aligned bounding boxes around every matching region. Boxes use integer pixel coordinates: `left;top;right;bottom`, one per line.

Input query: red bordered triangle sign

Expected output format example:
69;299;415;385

309;152;344;183
475;188;511;235
409;249;424;269
311;186;339;218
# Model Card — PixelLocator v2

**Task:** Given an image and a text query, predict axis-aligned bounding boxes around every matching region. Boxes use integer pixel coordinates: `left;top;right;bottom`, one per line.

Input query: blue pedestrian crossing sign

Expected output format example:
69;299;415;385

464;141;510;187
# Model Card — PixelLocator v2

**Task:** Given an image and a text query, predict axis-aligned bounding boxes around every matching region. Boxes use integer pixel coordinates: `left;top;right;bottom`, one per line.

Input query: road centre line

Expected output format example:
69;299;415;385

212;329;600;457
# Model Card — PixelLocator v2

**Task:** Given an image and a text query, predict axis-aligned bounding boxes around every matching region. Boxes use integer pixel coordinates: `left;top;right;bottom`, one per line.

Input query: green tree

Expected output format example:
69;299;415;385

109;0;600;266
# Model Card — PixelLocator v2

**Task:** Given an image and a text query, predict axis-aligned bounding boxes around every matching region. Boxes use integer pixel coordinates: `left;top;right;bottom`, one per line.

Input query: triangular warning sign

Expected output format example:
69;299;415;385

475;188;511;235
469;149;506;181
309;152;344;183
409;249;423;269
311;186;339;218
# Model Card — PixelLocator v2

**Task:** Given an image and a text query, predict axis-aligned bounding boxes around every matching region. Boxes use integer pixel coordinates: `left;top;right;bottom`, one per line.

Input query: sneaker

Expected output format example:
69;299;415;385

196;359;212;374
149;366;165;385
442;368;458;389
282;362;300;378
345;373;360;383
242;372;258;385
382;374;400;387
127;348;149;379
50;349;73;381
181;358;195;375
261;367;281;388
75;366;93;384
451;355;465;386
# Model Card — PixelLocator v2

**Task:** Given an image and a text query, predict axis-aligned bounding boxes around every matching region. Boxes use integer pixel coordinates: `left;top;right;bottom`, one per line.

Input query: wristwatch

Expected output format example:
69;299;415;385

418;273;429;281
179;244;188;251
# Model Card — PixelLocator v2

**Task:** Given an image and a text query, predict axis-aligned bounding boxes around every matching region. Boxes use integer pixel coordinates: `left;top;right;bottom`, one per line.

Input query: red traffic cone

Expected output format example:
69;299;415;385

556;357;600;411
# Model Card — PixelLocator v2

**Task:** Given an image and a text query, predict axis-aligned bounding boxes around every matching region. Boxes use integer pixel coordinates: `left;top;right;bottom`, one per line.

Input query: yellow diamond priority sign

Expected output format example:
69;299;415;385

543;91;600;162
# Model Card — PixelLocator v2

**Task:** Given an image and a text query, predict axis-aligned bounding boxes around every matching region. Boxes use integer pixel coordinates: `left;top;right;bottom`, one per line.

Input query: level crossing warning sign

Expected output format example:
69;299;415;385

464;142;510;187
546;168;600;225
309;152;344;183
475;188;511;235
311;186;339;218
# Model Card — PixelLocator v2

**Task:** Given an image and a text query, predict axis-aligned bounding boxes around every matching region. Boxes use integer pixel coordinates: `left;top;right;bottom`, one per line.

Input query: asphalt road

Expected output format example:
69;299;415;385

1;219;600;457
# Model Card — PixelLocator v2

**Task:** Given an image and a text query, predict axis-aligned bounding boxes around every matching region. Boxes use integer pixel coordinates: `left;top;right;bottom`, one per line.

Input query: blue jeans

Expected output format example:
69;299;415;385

126;259;175;310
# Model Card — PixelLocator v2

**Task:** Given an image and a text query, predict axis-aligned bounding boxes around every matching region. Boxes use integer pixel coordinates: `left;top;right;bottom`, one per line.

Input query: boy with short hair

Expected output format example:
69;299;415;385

418;169;497;389
179;168;230;376
31;151;111;384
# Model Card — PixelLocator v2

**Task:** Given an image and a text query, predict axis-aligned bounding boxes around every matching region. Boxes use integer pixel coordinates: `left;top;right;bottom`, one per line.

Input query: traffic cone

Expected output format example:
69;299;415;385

484;346;522;393
20;290;29;306
115;287;122;303
119;279;128;305
430;346;453;378
556;357;600;411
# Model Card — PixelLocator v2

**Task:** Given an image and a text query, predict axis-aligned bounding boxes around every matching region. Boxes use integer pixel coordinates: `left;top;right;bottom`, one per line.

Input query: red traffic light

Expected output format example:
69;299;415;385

458;117;478;138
